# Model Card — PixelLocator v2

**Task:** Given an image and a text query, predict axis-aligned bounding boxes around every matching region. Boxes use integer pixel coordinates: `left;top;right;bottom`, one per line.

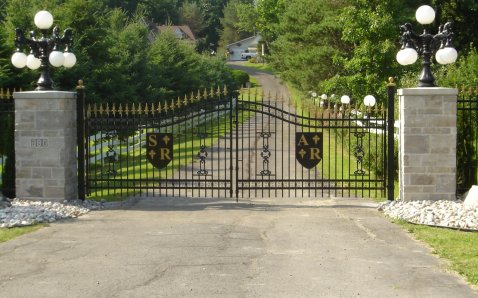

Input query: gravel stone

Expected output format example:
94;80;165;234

0;197;140;228
0;192;12;209
379;199;478;230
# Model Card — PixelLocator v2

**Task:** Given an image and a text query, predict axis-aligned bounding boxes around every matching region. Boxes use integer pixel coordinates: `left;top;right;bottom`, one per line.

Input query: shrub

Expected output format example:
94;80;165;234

231;69;250;88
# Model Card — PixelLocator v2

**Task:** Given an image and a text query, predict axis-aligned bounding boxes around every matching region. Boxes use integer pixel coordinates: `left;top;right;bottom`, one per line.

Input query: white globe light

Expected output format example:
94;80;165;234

321;94;327;100
441;47;458;64
11;51;27;68
396;48;418;65
63;52;77;68
26;54;41;70
416;5;435;25
435;48;446;65
396;50;406;65
340;95;350;104
364;95;376;107
49;50;65;67
34;11;54;29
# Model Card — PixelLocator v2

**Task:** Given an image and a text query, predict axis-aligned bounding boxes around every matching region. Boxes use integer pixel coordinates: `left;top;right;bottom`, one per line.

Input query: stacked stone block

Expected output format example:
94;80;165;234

14;91;77;201
398;88;458;201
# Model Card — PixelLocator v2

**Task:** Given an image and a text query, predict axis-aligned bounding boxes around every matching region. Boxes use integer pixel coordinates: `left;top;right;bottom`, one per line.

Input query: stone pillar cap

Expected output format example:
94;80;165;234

398;88;458;96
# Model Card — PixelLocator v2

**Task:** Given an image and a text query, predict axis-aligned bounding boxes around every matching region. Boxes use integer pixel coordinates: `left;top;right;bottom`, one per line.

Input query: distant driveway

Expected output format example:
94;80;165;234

228;61;292;107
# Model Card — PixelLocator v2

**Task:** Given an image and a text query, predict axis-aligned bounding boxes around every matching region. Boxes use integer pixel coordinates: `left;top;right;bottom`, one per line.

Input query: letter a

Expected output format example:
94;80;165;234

298;134;309;146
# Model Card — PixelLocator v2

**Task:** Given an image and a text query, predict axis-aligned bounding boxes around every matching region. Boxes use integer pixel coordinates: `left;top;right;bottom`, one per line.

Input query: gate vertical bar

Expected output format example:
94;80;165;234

387;77;396;201
235;94;239;201
229;93;233;198
0;90;15;198
76;81;86;200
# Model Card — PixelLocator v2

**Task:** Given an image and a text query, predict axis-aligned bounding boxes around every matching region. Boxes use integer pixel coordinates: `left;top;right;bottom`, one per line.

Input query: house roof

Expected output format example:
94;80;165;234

156;25;196;41
227;35;261;47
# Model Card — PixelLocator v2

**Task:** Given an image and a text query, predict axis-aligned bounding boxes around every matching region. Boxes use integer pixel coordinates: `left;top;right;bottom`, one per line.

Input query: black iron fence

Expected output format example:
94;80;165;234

0;89;16;198
457;86;478;195
79;87;390;200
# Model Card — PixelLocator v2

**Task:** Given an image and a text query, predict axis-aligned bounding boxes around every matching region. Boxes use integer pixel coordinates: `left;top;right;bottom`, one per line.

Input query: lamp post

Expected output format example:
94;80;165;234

311;91;318;105
396;5;457;87
340;95;350;105
11;10;76;91
340;95;350;116
363;95;376;120
363;95;376;108
320;93;327;107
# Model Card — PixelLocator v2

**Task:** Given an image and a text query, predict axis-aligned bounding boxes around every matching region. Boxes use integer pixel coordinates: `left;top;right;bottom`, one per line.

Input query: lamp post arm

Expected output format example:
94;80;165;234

433;22;454;48
14;28;30;49
61;28;74;51
15;28;43;57
398;23;419;50
28;31;41;57
49;26;61;51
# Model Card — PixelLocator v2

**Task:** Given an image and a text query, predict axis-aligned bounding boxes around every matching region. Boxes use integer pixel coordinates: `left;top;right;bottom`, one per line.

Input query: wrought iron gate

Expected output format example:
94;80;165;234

80;87;389;199
457;86;478;194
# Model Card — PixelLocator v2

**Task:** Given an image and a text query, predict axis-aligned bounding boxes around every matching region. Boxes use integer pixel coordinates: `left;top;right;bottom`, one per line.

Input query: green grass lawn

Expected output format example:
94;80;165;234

0;224;46;243
243;61;276;74
395;220;478;287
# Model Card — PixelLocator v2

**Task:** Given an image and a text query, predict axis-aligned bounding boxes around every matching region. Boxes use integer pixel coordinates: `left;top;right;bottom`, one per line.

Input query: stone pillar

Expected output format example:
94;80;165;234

13;91;77;201
398;88;458;201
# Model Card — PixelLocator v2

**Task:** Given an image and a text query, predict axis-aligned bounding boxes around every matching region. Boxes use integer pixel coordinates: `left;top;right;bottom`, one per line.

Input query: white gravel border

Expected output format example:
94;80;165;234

0;197;140;228
379;200;478;231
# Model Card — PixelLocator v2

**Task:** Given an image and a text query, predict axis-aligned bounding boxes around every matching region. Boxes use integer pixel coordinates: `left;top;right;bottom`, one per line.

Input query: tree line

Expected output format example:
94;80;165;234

230;0;478;102
1;0;477;104
0;0;239;103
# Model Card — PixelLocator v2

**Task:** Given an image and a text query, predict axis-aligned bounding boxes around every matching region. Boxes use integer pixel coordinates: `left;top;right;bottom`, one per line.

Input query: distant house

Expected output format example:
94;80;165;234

150;25;196;43
227;35;261;61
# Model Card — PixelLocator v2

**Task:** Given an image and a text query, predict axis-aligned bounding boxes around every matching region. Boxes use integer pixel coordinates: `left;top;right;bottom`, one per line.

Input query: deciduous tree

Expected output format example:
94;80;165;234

218;0;254;55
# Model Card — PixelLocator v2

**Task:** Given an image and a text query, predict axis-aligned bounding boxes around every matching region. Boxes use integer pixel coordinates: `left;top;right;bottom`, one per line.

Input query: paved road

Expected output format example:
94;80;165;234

0;197;476;297
227;61;293;110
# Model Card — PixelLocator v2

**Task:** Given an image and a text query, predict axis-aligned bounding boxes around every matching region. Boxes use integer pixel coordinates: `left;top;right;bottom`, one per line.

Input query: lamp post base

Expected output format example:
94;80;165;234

418;81;436;88
418;62;436;87
36;65;54;91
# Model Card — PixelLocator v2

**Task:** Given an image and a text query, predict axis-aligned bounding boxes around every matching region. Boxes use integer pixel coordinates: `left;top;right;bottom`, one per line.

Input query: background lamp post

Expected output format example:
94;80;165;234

396;5;457;87
363;95;376;119
363;95;376;107
311;91;318;104
340;95;350;115
11;10;76;91
320;93;327;107
340;95;350;105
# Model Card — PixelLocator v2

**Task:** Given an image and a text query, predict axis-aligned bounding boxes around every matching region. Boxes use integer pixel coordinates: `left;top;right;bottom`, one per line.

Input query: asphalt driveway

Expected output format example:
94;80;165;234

0;197;476;297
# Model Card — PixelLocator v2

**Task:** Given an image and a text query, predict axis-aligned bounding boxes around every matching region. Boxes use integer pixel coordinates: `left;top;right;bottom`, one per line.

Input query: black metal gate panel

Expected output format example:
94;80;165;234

84;92;235;199
457;87;478;194
82;89;387;199
235;99;387;198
